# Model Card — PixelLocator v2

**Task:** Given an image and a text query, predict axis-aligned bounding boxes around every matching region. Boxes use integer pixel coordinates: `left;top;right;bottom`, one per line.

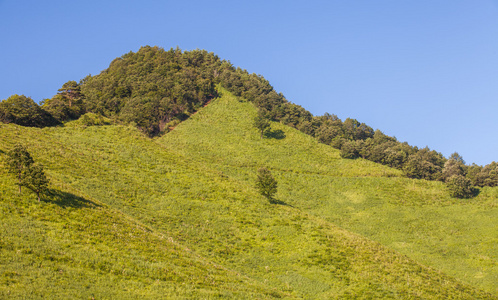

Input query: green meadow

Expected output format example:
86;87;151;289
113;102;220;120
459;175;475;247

0;88;496;298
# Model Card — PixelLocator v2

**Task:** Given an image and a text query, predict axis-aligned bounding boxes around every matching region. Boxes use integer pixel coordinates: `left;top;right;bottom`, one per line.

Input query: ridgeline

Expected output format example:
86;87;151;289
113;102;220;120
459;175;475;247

0;47;497;298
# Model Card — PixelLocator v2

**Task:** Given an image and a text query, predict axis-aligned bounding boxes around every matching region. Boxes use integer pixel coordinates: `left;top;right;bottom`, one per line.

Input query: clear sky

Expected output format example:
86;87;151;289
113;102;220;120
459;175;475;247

1;0;497;165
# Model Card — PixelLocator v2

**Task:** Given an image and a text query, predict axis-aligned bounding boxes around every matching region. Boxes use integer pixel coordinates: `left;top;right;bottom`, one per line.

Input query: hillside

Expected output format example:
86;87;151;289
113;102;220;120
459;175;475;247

0;88;496;298
160;87;498;295
0;138;283;298
4;46;497;191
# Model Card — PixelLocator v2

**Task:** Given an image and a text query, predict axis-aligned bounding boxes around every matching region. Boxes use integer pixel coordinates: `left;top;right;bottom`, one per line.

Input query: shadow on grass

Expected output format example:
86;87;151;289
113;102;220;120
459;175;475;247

46;189;100;209
264;129;286;140
270;198;293;207
0;149;4;155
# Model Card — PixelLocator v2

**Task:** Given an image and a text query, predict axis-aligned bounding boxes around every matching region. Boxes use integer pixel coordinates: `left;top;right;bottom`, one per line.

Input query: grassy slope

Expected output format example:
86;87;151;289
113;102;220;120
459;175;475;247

0;89;495;298
0;126;283;299
158;87;498;296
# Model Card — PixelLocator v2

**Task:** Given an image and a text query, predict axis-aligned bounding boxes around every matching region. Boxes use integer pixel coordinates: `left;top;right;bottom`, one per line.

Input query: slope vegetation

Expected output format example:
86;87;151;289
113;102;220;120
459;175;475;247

159;87;498;295
0;89;495;298
0;139;282;298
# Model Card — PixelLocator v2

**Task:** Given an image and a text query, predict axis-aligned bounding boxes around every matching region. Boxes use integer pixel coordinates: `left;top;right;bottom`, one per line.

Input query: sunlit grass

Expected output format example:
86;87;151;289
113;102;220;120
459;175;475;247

159;87;498;296
0;87;496;298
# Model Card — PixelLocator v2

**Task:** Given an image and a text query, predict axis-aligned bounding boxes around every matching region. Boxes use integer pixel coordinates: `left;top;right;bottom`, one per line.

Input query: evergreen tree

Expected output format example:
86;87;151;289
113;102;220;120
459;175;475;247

5;144;34;193
253;112;270;138
4;144;49;201
256;168;278;203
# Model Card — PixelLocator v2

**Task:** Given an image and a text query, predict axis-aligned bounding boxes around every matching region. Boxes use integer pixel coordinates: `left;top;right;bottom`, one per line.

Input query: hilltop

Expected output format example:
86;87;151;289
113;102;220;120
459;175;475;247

2;46;496;196
0;87;496;298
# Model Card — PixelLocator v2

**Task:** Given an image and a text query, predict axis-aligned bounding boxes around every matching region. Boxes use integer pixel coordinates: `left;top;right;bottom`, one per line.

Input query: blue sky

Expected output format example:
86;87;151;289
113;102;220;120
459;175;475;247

1;1;497;165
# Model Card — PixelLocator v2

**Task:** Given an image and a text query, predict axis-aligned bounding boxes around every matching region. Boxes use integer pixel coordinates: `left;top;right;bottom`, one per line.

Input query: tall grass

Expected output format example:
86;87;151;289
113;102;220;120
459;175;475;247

0;87;496;298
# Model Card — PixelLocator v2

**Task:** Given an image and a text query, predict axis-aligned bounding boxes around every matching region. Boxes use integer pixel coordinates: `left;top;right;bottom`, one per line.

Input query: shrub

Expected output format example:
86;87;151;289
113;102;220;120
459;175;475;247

0;95;59;127
256;167;278;203
446;175;474;198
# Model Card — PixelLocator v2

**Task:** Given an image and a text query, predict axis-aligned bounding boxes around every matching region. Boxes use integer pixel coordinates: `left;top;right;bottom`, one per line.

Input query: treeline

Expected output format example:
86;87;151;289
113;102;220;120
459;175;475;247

0;45;496;195
215;50;497;195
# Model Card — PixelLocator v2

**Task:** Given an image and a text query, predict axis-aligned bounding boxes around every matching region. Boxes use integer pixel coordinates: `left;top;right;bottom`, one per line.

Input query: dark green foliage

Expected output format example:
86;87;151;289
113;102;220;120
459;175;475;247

4;143;49;201
4;143;34;193
340;140;360;159
22;163;49;202
0;95;59;127
468;162;498;187
314;113;342;144
80;46;219;136
403;148;445;180
15;45;495;187
442;154;466;181
342;118;374;141
253;111;270;138
42;81;85;122
449;152;465;164
256;167;278;203
446;175;474;198
0;93;496;298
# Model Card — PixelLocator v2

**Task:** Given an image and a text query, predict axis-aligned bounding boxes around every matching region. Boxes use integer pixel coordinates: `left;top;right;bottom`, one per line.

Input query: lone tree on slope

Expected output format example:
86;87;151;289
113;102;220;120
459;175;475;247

254;112;270;138
446;175;474;199
23;163;49;202
5;144;49;201
5;144;34;194
256;167;278;203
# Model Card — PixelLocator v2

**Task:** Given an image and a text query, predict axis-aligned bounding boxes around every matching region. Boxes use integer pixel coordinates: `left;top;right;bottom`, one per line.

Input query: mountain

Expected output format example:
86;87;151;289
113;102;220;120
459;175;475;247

0;87;496;298
4;46;497;193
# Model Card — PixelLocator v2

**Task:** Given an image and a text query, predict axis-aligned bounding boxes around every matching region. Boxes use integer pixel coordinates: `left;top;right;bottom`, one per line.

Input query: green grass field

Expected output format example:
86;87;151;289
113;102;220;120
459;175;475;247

0;87;496;298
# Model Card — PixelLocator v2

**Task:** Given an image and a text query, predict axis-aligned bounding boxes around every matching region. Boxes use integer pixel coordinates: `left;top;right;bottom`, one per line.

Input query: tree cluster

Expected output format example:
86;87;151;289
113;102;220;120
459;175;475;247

1;45;496;196
0;95;59;127
42;80;86;122
80;46;219;136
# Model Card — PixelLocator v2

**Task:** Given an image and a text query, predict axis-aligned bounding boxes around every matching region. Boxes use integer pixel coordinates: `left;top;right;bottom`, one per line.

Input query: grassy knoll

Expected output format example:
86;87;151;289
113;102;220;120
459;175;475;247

158;87;498;296
0;89;495;298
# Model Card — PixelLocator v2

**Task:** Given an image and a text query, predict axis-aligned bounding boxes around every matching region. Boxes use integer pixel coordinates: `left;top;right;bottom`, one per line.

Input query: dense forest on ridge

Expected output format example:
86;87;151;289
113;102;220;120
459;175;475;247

0;46;497;195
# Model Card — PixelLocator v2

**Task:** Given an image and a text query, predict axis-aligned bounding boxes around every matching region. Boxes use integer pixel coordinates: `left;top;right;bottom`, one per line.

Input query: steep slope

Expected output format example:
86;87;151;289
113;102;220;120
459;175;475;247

158;87;498;295
0;92;495;298
0;145;282;298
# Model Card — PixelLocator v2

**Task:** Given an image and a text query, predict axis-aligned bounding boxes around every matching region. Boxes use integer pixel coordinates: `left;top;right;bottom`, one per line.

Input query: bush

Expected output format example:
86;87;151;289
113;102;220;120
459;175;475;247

255;168;278;203
446;175;474;199
0;95;59;127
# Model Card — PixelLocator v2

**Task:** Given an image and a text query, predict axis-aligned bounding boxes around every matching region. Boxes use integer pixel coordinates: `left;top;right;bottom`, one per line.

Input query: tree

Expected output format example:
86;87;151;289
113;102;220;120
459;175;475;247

340;140;360;159
446;175;474;199
0;95;59;127
4;144;49;201
23;163;49;202
58;80;82;108
403;148;444;180
42;81;85;122
471;161;498;187
449;152;465;164
5;144;34;193
256;167;278;203
254;112;270;138
442;155;465;181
